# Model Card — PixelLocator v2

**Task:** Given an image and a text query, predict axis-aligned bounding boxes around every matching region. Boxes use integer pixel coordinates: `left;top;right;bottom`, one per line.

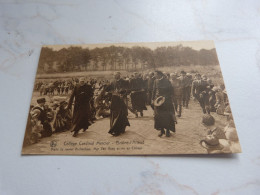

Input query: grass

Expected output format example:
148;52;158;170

36;64;224;86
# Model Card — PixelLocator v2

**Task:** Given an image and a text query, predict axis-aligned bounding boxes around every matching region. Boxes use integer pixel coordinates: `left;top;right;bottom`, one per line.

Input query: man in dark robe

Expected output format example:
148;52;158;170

152;71;176;137
130;72;147;117
142;73;148;105
68;77;93;137
147;72;155;109
108;72;130;136
192;74;210;114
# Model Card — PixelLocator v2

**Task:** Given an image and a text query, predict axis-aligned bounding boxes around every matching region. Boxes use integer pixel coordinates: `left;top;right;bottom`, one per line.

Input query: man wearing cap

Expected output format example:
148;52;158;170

152;71;176;137
129;72;147;117
31;98;52;138
108;72;130;136
68;77;94;137
186;73;193;108
170;73;183;117
178;71;190;108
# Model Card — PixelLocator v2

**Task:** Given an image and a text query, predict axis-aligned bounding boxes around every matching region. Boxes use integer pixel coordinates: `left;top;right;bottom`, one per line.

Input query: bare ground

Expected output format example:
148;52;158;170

22;92;229;155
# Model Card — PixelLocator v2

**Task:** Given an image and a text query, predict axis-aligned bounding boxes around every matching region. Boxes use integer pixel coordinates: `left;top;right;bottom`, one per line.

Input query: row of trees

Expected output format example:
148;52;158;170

37;45;219;73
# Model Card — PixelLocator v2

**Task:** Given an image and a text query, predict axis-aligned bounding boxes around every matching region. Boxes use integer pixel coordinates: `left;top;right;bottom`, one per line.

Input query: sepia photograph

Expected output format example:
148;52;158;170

21;40;241;155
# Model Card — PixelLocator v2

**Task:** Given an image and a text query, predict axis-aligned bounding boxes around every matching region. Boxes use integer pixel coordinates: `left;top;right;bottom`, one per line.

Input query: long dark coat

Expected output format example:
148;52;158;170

68;84;93;131
108;79;130;136
147;76;155;105
130;78;147;111
152;77;176;132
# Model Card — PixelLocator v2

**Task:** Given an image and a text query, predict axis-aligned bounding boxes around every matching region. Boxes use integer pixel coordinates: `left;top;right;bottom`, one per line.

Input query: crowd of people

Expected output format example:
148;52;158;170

24;70;236;153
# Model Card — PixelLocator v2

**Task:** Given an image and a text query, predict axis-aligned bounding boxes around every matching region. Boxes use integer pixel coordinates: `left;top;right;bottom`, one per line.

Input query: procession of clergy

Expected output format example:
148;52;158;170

24;70;236;152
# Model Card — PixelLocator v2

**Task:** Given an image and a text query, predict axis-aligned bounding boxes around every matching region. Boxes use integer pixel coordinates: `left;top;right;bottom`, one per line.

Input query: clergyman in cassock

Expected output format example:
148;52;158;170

68;77;93;137
152;71;176;137
108;72;130;136
130;72;147;117
147;72;155;109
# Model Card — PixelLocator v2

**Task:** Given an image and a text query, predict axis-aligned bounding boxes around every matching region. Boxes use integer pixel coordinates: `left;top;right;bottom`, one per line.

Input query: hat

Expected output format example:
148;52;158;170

37;98;46;104
200;136;224;150
31;109;41;118
154;96;165;107
155;70;164;77
202;114;215;126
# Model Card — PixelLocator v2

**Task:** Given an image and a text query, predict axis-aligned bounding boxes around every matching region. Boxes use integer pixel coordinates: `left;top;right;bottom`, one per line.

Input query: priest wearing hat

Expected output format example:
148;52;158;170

152;71;176;137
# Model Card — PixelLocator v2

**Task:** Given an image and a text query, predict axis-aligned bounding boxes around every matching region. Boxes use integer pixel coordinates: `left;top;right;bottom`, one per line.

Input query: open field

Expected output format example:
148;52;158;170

23;64;234;155
36;64;224;86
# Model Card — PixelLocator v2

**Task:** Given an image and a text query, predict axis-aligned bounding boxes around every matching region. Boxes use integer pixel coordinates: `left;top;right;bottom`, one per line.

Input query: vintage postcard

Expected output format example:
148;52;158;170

22;40;241;155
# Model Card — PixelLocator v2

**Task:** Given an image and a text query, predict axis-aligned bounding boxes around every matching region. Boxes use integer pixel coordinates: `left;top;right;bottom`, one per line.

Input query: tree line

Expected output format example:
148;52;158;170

37;45;219;73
